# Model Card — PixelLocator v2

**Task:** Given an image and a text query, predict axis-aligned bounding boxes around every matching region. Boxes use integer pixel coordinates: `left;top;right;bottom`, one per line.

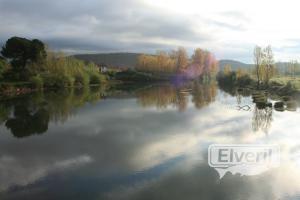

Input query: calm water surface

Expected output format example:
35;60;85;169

0;82;300;200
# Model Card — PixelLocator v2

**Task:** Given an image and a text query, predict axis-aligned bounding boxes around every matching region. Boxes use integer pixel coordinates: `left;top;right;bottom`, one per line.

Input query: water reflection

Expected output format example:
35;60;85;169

218;82;300;134
0;86;106;137
0;82;299;199
136;81;217;111
6;105;49;138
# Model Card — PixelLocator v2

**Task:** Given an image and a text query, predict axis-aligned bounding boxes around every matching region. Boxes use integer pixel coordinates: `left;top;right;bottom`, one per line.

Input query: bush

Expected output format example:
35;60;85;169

236;74;253;86
30;75;44;90
74;72;89;87
89;73;106;85
42;74;74;88
115;70;157;82
0;58;7;80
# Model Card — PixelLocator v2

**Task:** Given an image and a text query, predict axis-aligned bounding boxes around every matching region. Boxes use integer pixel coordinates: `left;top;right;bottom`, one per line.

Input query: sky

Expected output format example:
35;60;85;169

1;0;300;63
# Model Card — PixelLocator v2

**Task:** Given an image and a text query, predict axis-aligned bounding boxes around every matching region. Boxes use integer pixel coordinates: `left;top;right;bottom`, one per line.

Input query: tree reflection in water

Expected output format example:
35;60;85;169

252;105;273;134
0;86;106;138
136;80;218;111
5;105;50;138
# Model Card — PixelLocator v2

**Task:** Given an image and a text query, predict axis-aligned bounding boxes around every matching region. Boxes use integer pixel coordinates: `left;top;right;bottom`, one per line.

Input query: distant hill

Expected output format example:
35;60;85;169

219;60;290;73
73;53;141;68
218;60;253;71
73;53;289;72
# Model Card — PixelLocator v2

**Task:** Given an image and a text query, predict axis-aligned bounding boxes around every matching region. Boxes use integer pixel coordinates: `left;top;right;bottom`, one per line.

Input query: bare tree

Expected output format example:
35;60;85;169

262;45;275;85
254;46;263;86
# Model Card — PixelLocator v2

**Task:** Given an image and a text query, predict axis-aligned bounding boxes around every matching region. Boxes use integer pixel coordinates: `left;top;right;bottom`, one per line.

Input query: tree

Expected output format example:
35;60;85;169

287;60;299;78
254;46;263;86
191;48;218;78
1;37;46;80
0;56;8;80
223;64;232;75
236;67;246;79
262;45;275;85
171;47;189;72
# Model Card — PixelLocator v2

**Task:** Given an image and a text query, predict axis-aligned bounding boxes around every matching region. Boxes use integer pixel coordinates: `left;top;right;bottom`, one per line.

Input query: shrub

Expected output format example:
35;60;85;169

42;74;74;88
74;72;90;87
236;74;253;86
30;75;44;90
89;73;106;85
115;70;157;82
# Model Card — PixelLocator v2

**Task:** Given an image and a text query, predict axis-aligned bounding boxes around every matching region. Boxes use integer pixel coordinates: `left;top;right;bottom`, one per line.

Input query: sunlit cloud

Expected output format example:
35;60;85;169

1;0;300;62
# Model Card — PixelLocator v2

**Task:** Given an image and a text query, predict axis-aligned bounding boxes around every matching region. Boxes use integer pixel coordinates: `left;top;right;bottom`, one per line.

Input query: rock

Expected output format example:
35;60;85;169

282;96;292;102
286;101;297;111
266;102;272;107
274;107;285;112
274;101;284;108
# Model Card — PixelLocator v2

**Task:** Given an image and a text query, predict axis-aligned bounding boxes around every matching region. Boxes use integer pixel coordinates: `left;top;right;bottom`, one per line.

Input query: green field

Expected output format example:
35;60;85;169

271;76;300;90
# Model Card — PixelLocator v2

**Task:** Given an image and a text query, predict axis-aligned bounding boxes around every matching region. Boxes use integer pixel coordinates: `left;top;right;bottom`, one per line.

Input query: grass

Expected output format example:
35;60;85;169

271;76;300;90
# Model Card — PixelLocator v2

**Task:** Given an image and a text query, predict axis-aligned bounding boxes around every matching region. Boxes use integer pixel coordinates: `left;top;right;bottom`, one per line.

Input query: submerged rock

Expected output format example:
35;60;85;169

255;102;272;110
274;101;285;112
274;101;284;108
286;101;297;111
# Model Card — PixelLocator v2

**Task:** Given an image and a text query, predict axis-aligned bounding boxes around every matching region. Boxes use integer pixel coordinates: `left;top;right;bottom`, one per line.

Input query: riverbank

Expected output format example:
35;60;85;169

217;71;300;97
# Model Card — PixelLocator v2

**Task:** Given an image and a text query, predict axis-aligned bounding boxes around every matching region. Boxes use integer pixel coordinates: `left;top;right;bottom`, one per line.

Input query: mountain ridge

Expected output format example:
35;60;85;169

73;52;288;72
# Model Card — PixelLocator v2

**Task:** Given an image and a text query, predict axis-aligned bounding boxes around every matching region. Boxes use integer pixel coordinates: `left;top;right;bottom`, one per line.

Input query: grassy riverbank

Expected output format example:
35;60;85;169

217;70;300;98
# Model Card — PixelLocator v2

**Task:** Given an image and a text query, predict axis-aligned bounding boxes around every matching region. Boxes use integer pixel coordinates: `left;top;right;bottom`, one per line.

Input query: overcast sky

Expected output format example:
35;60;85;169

1;0;300;63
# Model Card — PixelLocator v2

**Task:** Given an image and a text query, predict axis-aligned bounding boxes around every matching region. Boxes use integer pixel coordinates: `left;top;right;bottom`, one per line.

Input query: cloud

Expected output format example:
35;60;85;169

0;0;212;56
1;0;299;62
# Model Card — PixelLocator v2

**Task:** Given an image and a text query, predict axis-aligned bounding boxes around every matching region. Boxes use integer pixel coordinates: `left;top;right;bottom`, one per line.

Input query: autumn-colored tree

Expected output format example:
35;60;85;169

236;67;246;79
223;64;232;75
136;51;176;74
136;47;217;77
171;47;189;72
191;48;218;78
261;45;275;85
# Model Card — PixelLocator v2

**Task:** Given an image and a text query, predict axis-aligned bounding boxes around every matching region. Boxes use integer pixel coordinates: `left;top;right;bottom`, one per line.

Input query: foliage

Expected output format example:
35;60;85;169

42;74;75;88
271;76;300;90
223;64;232;75
30;75;44;90
1;37;46;80
191;48;218;77
170;47;189;72
136;52;176;74
253;45;276;85
0;57;9;80
0;37;106;88
115;69;163;82
74;72;90;86
40;52;105;88
135;47;218;79
90;73;106;84
217;70;254;87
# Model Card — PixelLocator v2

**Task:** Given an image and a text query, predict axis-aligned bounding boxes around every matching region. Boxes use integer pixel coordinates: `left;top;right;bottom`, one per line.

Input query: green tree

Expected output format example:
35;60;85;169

1;37;46;80
0;56;8;80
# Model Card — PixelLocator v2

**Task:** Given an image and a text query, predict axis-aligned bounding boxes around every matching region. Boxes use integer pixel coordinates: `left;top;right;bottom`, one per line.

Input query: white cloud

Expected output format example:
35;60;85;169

1;0;300;62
